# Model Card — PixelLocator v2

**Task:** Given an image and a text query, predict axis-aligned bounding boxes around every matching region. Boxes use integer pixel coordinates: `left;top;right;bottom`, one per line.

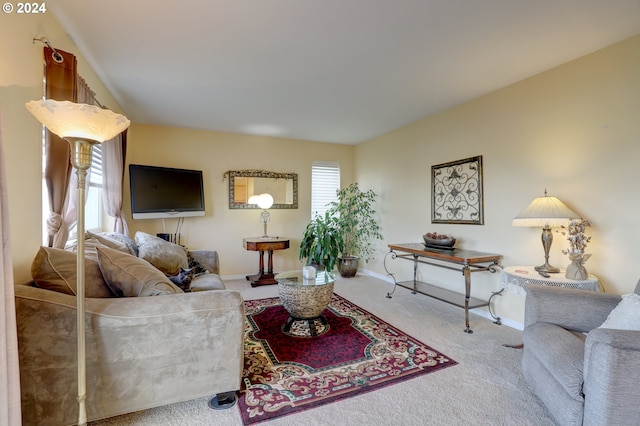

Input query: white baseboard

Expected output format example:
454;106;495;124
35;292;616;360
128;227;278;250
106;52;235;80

470;308;524;330
222;274;251;281
357;268;394;282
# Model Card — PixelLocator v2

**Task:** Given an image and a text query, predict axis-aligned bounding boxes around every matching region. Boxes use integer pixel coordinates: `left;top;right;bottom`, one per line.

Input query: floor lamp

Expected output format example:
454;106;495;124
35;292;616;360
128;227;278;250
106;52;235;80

26;99;130;426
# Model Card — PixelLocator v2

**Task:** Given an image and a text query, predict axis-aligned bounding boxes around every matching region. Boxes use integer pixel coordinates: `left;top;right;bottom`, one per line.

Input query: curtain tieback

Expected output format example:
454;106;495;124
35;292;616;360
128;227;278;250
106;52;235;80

46;212;62;236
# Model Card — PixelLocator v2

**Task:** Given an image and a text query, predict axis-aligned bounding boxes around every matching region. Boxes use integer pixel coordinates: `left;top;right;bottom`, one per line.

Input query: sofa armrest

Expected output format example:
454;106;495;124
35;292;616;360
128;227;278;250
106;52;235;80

582;328;640;425
189;249;220;275
524;285;621;332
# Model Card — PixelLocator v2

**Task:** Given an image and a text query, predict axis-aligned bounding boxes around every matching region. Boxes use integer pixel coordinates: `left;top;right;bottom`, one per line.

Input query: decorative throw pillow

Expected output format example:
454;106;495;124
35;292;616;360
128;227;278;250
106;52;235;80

187;251;210;276
66;232;132;261
93;231;138;256
31;246;115;298
96;246;183;297
135;231;188;275
599;293;640;330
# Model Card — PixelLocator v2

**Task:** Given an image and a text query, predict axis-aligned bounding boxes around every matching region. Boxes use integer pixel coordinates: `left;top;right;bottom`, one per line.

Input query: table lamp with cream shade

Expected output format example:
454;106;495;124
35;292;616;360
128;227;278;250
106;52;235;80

513;190;578;274
26;99;130;426
248;193;274;238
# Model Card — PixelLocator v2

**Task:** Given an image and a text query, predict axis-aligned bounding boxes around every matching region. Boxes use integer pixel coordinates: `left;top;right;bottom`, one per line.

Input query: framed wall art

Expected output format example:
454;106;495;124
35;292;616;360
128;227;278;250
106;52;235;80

431;155;484;225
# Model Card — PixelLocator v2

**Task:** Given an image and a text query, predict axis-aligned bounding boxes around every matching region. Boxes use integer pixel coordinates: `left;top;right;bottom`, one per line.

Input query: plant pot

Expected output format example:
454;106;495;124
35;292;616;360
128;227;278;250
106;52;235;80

337;256;359;278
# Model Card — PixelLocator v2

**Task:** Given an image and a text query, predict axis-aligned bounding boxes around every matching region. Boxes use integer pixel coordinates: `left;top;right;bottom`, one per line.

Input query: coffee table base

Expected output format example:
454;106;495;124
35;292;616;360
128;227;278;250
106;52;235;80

282;315;329;337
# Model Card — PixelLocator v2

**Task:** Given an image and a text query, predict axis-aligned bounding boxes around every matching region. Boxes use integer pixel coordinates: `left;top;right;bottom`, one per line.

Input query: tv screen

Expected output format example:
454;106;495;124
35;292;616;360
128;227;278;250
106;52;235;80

129;164;205;219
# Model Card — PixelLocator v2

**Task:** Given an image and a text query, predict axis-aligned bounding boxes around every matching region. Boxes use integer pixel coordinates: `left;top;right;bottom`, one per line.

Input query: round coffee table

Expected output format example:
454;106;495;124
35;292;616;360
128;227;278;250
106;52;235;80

275;270;336;337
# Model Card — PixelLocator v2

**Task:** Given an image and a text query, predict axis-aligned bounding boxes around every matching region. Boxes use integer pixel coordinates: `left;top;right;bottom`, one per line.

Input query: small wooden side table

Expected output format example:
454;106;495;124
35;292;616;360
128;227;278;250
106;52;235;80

243;237;290;287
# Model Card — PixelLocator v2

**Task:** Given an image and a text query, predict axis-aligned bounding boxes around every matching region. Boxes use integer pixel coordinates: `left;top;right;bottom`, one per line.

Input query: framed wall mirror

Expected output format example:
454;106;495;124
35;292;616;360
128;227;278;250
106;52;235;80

225;170;298;209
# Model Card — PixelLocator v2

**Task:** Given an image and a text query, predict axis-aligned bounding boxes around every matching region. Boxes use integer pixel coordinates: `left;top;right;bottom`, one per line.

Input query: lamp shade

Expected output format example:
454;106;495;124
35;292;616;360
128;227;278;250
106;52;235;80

256;193;274;210
513;193;578;227
26;99;130;142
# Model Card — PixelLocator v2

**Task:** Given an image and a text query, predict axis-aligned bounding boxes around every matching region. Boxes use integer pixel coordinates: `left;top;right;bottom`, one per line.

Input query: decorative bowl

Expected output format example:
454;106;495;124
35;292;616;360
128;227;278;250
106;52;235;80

423;233;456;248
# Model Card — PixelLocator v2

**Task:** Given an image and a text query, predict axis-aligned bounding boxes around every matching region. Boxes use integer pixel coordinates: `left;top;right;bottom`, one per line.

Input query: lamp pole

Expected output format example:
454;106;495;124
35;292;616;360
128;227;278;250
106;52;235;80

68;137;99;426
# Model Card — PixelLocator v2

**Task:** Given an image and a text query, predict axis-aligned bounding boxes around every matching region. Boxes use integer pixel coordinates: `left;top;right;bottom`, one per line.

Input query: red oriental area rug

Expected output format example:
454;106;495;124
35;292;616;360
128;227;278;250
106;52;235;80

238;293;457;424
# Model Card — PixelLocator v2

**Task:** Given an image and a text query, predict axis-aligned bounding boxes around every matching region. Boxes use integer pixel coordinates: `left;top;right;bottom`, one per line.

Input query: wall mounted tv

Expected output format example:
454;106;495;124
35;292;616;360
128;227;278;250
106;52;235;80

129;164;206;219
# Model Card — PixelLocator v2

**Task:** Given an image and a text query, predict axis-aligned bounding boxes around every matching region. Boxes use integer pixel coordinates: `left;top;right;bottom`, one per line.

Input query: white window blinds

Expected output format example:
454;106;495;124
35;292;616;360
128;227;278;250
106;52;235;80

311;161;340;218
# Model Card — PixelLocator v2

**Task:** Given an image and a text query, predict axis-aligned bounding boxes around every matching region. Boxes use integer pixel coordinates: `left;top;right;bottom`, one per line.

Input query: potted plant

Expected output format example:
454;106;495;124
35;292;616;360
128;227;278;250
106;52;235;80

298;211;344;272
327;182;383;277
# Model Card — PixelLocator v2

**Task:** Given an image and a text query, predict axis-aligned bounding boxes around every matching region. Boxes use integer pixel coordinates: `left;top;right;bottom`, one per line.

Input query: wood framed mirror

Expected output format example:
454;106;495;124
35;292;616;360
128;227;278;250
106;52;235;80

225;170;298;209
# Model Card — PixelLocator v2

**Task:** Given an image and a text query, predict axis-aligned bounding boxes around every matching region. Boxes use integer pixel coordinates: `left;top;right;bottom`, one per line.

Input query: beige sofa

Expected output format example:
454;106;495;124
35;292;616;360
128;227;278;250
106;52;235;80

15;235;245;426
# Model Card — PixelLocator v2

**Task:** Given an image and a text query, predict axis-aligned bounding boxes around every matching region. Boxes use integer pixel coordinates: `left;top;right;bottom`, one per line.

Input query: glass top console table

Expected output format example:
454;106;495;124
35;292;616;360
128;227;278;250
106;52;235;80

385;243;503;333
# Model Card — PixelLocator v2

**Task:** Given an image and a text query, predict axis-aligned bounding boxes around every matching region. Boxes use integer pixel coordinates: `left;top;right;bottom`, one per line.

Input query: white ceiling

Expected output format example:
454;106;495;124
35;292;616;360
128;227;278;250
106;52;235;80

49;0;640;144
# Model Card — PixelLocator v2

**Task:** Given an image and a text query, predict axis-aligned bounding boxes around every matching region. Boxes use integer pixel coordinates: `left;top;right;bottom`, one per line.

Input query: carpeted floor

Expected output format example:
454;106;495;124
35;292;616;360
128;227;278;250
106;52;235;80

89;274;556;426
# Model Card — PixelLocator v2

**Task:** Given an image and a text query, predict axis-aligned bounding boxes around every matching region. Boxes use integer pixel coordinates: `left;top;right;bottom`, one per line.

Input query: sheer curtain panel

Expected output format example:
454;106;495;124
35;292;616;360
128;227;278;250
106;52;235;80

102;131;129;235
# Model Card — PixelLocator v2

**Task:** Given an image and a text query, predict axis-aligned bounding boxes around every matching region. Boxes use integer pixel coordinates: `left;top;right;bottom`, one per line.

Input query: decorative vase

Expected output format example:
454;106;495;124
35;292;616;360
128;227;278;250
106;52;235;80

565;253;591;280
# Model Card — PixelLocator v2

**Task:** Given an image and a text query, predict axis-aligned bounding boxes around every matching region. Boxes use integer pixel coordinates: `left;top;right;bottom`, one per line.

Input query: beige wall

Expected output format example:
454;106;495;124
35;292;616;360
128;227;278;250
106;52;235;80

356;35;640;324
125;124;354;277
1;12;124;283
3;12;639;325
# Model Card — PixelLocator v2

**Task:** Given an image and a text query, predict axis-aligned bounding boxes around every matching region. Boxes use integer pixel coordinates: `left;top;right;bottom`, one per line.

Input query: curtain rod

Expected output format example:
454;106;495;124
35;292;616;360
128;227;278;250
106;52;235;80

32;36;107;109
32;36;63;63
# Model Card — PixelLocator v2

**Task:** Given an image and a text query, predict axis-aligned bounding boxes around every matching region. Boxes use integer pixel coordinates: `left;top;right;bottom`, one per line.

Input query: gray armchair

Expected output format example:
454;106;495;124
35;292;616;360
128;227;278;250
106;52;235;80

522;281;640;426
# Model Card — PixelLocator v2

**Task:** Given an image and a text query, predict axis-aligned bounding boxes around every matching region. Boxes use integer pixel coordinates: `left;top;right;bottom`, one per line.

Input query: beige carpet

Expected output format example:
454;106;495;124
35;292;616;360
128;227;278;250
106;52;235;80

89;274;556;426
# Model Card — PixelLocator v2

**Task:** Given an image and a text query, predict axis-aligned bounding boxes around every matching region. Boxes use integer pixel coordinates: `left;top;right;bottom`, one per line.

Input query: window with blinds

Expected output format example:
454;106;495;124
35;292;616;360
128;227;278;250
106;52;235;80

311;161;340;218
84;144;103;231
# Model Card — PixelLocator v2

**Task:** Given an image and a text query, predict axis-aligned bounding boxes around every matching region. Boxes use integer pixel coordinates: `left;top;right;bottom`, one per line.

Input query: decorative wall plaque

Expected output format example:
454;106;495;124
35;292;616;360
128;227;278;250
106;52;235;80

431;155;484;225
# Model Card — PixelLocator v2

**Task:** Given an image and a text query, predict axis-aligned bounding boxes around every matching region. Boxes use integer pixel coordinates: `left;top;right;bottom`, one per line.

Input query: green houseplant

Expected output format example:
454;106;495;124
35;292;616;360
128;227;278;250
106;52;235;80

327;182;383;277
298;211;344;272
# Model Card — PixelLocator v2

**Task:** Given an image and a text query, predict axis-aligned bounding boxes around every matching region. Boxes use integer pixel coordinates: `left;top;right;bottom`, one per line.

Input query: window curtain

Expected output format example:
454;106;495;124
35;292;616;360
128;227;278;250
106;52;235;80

0;110;21;424
76;77;129;236
43;46;77;248
45;51;130;245
102;131;129;235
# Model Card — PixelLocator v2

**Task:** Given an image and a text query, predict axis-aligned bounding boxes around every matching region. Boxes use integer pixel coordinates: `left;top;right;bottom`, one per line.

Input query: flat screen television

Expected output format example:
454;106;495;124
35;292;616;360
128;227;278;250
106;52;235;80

129;164;205;219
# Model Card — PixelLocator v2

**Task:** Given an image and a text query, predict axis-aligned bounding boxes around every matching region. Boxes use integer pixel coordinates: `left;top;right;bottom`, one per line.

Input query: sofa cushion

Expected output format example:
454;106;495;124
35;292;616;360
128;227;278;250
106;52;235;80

96;246;183;297
190;273;226;291
523;322;586;401
599;293;640;330
31;246;115;298
522;348;585;426
135;231;188;276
